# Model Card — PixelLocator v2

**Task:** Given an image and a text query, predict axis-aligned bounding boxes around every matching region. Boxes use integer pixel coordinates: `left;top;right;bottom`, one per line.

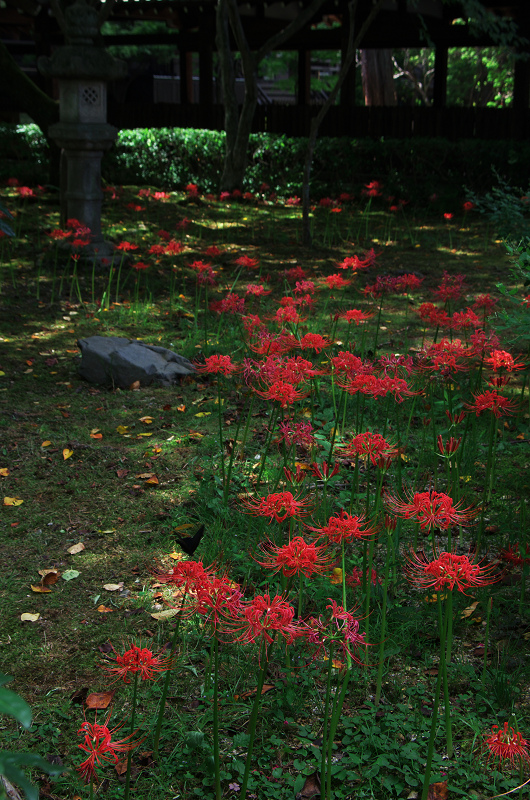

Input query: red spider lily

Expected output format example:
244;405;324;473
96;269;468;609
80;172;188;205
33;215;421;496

152;191;170;201
484;350;525;372
339;431;396;465
465;390;518;418
445;410;466;426
472;294;498;314
417;303;451;328
234;254;259;269
149;244;166;256
469;329;501;356
76;715;142;784
451;308;481;330
224;593;299;647
483;722;530;772
363;180;383;198
254;380;310;407
338;308;373;325
363;276;399;298
421;338;473;374
242;314;266;337
205;245;221;257
286;196;301;206
116;241;138;251
246;283;271;297
319;197;334;207
298;333;333;353
152;559;211;594
186;183;199;197
498;543;530;565
385;489;476;531
434;271;466;303
331;351;372;377
195;354;238;376
254;536;334;578
277;419;315;448
310;461;340;481
346;566;381;589
405;548;501;593
102;642;172;683
210;293;245;315
284;265;307;282
283;464;306;484
240;490;312;523
137;189;150;198
175;217;190;230
303;600;368;664
274;306;305;325
249;332;298;356
443;212;454;221
257;355;326;385
437;435;462;457
378;353;414;376
72;237;90;248
195;574;242;629
463;201;475;212
126;203;144;212
337;374;416;402
158;229;171;241
48;228;72;241
132;261;149;271
165;239;185;255
294;280;315;295
16;186;36;198
325;273;351;290
308;511;378;545
395;273;423;292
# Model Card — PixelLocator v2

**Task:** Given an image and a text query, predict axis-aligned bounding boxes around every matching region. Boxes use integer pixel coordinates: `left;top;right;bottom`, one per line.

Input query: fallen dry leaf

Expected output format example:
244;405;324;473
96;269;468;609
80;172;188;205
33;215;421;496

461;601;479;619
30;584;52;593
136;472;156;480
296;772;321;799
90;433;103;440
3;497;23;506
85;691;114;709
145;475;159;485
0;468;9;477
116;425;129;435
427;781;448;800
129;380;141;391
62;448;73;460
67;542;85;555
20;613;40;622
116;469;129;479
139;416;153;424
177;404;186;412
41;440;51;447
38;570;61;585
97;605;113;613
151;608;180;620
103;583;123;592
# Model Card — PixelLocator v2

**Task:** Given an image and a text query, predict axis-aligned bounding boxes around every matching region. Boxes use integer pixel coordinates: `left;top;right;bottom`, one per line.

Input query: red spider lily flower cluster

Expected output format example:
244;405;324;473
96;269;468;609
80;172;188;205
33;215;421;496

310;461;340;482
153;559;211;593
325;273;351;290
385;490;476;531
298;333;333;353
484;350;525;372
465;390;518;418
210;292;246;315
498;543;530;565
338;308;374;325
339;431;396;465
304;600;367;664
336;373;416;403
234;254;259;269
434;271;466;303
277;418;315;448
436;435;462;457
254;380;310;407
76;716;142;784
224;593;299;647
308;511;378;545
346;566;381;589
102;642;172;683
240;490;312;523
116;240;138;252
195;574;243;629
405;548;501;593
195;354;238;376
254;536;334;578
483;722;530;772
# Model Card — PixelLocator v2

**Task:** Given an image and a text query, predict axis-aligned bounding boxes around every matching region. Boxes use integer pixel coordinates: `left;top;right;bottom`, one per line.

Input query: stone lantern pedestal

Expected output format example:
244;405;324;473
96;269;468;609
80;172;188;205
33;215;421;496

38;0;126;259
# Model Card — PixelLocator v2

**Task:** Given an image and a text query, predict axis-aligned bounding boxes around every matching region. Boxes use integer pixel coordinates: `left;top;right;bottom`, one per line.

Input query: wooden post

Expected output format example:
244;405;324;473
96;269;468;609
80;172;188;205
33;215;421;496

433;45;448;108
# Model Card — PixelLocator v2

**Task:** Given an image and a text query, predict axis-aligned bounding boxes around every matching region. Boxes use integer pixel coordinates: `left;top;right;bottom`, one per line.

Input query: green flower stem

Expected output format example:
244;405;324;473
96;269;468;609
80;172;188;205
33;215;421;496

215;378;226;490
89;777;94;800
240;638;273;798
442;595;453;759
320;644;334;799
115;254;126;303
256;404;280;486
421;595;450;800
375;531;392;706
223;398;246;507
326;668;351;800
212;635;222;800
123;671;139;800
153;600;185;756
340;542;351;672
481;597;493;685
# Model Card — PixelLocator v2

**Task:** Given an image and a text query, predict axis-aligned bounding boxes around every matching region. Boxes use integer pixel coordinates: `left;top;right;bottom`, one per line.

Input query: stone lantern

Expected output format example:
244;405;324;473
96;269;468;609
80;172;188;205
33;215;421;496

38;0;126;256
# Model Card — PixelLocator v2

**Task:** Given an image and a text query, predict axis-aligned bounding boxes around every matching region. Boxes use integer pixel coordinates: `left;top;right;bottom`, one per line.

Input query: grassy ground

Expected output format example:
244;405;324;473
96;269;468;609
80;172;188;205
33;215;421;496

0;184;529;800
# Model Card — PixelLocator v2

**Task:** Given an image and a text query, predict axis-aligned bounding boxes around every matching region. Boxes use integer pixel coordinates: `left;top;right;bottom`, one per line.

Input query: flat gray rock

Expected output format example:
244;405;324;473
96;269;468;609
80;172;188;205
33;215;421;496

77;335;196;388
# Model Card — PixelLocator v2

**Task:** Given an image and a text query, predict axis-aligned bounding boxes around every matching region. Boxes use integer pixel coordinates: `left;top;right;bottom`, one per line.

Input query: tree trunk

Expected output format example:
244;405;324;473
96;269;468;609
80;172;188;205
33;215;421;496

0;41;60;183
361;48;396;106
216;0;327;193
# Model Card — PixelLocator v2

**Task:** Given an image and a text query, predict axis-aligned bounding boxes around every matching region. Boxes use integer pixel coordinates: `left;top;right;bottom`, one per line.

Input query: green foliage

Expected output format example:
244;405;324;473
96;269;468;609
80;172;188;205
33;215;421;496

494;238;530;347
0;675;62;800
466;170;530;239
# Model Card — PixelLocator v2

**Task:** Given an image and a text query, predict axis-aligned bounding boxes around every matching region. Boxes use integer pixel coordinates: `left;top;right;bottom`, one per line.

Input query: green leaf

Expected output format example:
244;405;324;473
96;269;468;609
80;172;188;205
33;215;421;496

0;686;32;729
0;752;62;800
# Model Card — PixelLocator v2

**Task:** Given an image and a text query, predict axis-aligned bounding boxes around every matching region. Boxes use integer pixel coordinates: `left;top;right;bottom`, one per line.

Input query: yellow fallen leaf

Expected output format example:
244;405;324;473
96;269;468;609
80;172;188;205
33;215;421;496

90;433;103;439
97;605;113;613
174;523;194;531
330;568;343;585
194;412;211;418
116;425;129;434
139;416;153;423
31;584;52;593
90;428;100;435
0;371;5;376
3;497;23;506
41;440;51;447
461;601;479;619
177;404;186;412
67;542;85;555
151;608;180;620
0;468;9;477
168;551;184;560
136;472;156;480
20;613;40;622
63;449;73;460
146;476;159;485
137;432;153;437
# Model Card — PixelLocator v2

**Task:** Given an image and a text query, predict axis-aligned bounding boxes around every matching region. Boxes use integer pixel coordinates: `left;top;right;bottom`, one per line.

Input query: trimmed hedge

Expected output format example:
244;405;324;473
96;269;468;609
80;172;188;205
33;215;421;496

1;124;530;204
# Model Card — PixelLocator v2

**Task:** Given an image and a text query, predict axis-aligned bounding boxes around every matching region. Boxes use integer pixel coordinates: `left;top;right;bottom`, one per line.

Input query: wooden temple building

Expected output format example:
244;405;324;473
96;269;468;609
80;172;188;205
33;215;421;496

1;0;530;139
